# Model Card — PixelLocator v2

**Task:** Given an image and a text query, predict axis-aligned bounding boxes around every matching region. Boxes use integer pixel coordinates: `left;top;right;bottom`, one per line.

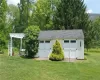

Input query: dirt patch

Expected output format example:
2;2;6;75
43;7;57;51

63;58;76;62
33;58;76;62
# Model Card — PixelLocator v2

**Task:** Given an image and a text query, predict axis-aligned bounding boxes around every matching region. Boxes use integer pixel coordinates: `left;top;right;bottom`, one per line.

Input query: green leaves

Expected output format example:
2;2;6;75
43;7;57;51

53;0;89;30
24;25;40;58
0;0;7;51
49;40;64;61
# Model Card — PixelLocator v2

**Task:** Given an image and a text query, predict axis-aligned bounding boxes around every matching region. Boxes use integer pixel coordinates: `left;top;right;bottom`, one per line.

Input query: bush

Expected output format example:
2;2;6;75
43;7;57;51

24;25;40;58
49;40;64;61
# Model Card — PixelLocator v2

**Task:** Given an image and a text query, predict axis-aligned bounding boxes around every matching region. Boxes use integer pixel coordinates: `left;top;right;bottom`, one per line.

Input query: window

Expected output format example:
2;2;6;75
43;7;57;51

45;41;50;43
80;41;81;47
64;40;69;43
71;40;76;43
40;41;44;43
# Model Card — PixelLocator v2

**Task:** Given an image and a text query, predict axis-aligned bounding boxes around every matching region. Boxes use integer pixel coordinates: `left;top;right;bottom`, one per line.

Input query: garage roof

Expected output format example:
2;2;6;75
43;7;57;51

38;29;84;40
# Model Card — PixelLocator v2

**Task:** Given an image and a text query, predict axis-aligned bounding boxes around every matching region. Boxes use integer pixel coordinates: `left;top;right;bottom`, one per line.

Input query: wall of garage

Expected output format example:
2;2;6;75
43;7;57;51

37;39;84;59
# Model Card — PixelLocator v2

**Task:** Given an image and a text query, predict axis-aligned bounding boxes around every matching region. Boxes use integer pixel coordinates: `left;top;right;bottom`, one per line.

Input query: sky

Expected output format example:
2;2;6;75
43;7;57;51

7;0;100;14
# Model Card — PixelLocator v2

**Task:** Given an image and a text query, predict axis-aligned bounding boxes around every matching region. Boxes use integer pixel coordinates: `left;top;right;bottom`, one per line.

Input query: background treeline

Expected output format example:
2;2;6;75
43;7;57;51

0;0;100;51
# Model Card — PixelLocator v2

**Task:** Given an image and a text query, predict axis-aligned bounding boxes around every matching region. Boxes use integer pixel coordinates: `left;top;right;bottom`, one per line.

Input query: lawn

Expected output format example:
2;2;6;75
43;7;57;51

0;49;100;80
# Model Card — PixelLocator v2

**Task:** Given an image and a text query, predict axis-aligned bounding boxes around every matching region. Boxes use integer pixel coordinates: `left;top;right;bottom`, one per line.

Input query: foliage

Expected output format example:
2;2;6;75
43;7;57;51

7;4;20;33
53;0;93;50
53;0;89;29
49;40;64;61
17;0;33;32
30;0;60;30
24;25;40;58
0;0;7;51
90;17;100;48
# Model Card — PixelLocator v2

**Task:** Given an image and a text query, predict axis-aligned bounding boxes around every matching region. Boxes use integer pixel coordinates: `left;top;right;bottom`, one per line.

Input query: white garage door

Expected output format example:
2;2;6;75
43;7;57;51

70;49;76;58
64;49;76;58
38;50;50;58
38;40;51;58
63;40;77;59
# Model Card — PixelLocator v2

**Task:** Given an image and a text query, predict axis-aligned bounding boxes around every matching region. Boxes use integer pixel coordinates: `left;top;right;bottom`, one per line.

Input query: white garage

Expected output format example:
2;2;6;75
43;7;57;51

37;30;84;59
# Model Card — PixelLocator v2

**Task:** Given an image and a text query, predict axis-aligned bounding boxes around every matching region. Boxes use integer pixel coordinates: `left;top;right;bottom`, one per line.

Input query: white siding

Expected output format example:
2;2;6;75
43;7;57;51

37;39;84;59
76;39;84;59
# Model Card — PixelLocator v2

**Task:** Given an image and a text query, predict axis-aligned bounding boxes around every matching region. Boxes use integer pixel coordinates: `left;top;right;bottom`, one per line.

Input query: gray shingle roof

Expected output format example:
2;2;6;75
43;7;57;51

88;13;100;20
38;29;84;40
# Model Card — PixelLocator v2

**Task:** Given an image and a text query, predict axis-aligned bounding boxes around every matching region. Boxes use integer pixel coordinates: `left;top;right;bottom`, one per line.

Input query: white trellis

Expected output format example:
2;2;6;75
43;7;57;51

8;33;25;56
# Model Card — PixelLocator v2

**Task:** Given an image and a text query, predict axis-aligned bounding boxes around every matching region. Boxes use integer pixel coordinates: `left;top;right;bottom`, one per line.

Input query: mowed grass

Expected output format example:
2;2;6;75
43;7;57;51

0;49;100;80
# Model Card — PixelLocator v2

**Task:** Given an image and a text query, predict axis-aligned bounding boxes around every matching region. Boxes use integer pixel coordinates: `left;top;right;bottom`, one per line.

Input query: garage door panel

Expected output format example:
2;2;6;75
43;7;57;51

64;49;70;58
70;50;76;58
45;43;51;49
70;43;77;49
38;50;50;58
39;43;44;49
64;49;76;59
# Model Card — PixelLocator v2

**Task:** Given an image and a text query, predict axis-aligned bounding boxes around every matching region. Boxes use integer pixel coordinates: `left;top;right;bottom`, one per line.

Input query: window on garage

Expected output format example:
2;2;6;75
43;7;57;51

70;40;76;49
70;40;76;43
40;41;44;43
45;41;50;43
39;41;44;49
64;40;69;43
80;41;81;47
63;40;69;48
45;41;51;49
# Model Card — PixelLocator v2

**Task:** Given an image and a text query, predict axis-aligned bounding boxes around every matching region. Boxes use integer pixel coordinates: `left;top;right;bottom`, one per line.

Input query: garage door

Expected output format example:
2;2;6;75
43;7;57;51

64;49;76;58
63;40;77;59
70;49;76;58
38;50;50;58
38;40;51;58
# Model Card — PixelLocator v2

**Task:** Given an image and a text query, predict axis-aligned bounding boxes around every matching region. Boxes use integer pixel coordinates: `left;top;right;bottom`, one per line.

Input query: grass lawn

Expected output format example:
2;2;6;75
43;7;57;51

0;49;100;80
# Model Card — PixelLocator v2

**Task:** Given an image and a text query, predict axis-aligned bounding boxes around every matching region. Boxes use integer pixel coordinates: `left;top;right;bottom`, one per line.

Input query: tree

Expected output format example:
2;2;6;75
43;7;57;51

30;0;60;30
53;0;89;30
49;40;64;61
53;0;93;50
24;25;40;58
17;0;34;32
7;4;20;33
0;0;7;51
90;17;100;48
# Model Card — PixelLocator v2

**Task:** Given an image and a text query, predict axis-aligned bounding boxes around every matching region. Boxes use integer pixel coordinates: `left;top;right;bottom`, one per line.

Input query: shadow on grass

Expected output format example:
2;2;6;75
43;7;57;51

0;51;4;54
84;53;90;56
20;56;33;59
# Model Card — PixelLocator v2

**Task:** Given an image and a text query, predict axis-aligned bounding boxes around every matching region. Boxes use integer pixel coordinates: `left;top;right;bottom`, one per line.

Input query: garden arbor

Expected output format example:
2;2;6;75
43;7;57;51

8;33;25;56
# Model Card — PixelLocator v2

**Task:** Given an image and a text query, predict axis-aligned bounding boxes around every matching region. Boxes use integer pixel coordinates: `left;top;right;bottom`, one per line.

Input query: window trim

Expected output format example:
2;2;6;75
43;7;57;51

64;40;69;43
80;41;81;47
45;41;50;43
70;40;76;43
40;41;44;43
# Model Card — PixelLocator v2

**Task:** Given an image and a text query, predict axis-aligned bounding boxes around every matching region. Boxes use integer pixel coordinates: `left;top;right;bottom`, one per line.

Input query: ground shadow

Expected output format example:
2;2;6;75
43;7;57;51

84;52;90;56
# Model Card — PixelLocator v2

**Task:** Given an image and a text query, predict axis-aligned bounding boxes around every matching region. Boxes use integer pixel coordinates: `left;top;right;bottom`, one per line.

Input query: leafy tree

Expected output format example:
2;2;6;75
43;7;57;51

90;17;100;48
24;25;40;58
7;4;20;33
17;0;34;32
49;40;64;61
0;0;7;51
30;0;60;30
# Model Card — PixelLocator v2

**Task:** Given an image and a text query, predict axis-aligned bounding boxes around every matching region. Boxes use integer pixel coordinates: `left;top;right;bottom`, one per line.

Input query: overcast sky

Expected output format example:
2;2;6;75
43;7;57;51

7;0;100;13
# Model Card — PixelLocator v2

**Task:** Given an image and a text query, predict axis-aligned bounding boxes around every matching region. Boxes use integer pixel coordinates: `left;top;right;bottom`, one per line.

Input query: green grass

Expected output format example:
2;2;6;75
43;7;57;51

0;49;100;80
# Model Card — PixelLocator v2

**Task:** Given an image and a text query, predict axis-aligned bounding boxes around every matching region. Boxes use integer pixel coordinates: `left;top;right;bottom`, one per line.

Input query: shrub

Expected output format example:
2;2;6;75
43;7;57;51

49;40;64;61
24;25;40;58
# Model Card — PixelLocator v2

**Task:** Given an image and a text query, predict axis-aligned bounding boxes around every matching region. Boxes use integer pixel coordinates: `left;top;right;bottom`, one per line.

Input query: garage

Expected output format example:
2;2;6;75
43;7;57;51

37;30;84;59
63;40;77;59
